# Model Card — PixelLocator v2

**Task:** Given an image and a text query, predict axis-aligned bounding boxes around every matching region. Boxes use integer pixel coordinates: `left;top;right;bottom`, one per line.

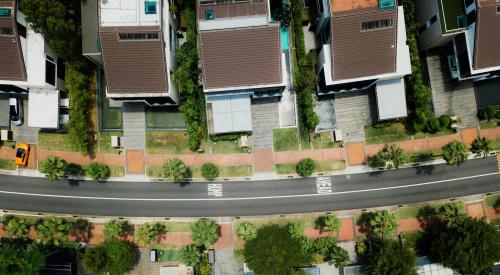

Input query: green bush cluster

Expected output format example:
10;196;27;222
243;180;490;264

201;163;219;181
296;158;316;177
478;106;499;121
40;156;68;181
87;162;110;181
291;0;319;138
83;239;138;275
401;0;435;133
162;158;188;182
174;3;206;151
209;133;241;142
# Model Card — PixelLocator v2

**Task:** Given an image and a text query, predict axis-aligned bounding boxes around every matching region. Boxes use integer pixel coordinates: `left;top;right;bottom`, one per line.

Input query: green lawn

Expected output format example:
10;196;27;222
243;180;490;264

409;149;444;163
109;166;125;177
147;165;253;179
479;119;499;129
491;139;500;150
485;194;500;208
158;249;182;262
312;132;343;149
147;165;163;178
146;107;187;129
146;131;191;154
234;215;318;230
365;122;454;145
98;131;123;154
100;97;122;130
38;132;75;151
275;160;346;175
211;140;250;154
163;222;192;232
397;201;465;219
273;128;299;152
0;159;16;170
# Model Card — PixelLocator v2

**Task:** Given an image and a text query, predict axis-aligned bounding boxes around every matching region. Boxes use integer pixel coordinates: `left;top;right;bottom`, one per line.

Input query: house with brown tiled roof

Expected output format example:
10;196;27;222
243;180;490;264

417;0;500;80
0;0;65;129
82;0;179;106
197;0;289;135
315;0;411;125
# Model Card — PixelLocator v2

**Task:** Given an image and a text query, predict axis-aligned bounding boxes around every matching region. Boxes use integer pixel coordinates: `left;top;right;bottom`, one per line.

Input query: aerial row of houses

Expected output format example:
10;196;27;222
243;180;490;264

0;0;499;136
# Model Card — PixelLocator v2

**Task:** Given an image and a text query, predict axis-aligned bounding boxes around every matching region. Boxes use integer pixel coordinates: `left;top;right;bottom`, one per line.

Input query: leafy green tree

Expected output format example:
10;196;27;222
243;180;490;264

317;215;340;233
365;237;417;275
40;156;68;181
370;210;398;238
0;242;46;275
426;217;500;275
180;244;201;266
471;136;491;159
442;140;468;166
83;239;138;275
83;246;108;274
244;224;303;275
87;162;110;181
136;223;165;246
3;215;31;237
376;144;407;169
438;204;466;227
162;158;188;182
236;221;257;241
36;217;74;246
313;236;337;255
190;218;219;248
296;158;316;177
287;222;304;239
201;163;219;181
103;220;129;240
327;245;350;268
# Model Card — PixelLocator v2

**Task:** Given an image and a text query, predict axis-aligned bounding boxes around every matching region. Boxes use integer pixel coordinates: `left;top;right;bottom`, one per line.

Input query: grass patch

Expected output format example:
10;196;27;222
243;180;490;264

163;222;192;232
409;149;443;163
146;131;191;154
98;131;123;154
147;165;253;179
109;166;125;177
157;249;182;262
479;119;499;129
0;140;16;148
275;160;346;175
38;132;75;151
211;140;250;154
99;85;122;130
491;219;500;226
146;107;187;129
397;201;465;219
485;194;500;208
147;165;163;178
401;231;422;250
0;159;16;170
312;132;342;149
273;128;299;152
491;139;500;150
234;215;318;230
152;243;185;250
365;122;454;145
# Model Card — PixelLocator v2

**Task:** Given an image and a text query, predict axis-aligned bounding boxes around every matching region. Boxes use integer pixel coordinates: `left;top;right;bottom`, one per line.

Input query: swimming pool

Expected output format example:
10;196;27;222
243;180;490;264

280;27;289;50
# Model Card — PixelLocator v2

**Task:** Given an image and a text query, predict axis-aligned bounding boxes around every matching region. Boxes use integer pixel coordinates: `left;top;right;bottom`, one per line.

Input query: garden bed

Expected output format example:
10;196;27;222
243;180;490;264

146;131;191;154
0;159;16;170
311;132;343;149
396;201;465;219
38;132;75;152
365;122;454;145
273;128;299;152
485;194;500;208
147;165;254;179
479;119;499;129
98;131;123;154
146;107;187;129
275;160;346;175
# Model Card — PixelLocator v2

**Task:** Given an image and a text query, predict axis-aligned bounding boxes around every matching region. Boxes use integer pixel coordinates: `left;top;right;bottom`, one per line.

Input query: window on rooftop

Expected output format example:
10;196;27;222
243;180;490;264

0;27;13;35
361;19;393;31
0;8;10;17
118;32;160;40
145;1;157;14
497;6;500;14
205;9;214;20
45;56;56;86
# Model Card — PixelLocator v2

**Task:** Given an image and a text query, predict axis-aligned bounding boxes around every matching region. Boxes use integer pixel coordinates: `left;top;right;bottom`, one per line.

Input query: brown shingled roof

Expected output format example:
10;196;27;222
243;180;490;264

0;16;26;81
199;25;282;91
99;26;168;95
473;0;500;70
330;8;397;81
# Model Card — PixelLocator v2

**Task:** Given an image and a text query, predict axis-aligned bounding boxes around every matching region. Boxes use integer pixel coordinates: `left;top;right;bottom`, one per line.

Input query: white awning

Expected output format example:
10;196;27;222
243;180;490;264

208;94;252;134
28;89;59;128
376;78;408;120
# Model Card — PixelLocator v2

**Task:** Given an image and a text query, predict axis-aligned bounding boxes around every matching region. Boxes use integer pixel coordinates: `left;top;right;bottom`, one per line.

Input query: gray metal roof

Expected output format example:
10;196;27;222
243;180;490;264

375;78;407;120
0;95;10;128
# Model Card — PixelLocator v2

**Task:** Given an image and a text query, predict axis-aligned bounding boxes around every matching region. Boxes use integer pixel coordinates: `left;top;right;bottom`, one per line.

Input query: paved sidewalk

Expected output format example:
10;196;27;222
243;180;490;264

126;150;145;174
273;147;345;164
38;149;125;166
466;203;486;219
253;148;274;173
145;152;253;167
346;142;366;165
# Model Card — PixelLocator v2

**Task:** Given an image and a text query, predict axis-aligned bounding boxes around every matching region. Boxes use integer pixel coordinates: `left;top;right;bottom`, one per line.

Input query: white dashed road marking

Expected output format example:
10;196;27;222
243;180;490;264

208;184;223;197
316;176;333;194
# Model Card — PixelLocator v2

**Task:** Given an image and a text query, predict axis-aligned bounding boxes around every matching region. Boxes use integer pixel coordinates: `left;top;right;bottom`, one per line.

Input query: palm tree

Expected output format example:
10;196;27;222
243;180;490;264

40;156;68;181
370;210;398;238
180;244;202;266
376;144;407;169
471;136;491;159
4;216;31;237
36;218;74;246
236;222;257;241
442;141;468;166
190;218;219;248
438;204;465;227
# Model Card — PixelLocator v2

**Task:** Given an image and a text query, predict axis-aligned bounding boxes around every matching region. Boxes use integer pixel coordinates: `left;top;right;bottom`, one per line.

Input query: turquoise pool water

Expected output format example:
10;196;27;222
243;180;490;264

280;27;289;50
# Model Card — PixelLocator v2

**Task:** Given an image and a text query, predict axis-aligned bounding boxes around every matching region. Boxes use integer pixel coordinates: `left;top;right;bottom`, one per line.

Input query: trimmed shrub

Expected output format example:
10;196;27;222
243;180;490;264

478;109;487;120
201;163;219;181
427;117;441;132
87;162;110;181
162;158;188;182
439;115;451;129
236;221;257;241
296;158;316;177
442;140;468;165
190;218;219;248
40;156;68;181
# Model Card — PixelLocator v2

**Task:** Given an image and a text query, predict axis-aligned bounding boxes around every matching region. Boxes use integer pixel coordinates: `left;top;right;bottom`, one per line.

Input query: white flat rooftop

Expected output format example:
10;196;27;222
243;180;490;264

208;94;252;134
376;78;408;120
100;0;160;27
28;89;59;129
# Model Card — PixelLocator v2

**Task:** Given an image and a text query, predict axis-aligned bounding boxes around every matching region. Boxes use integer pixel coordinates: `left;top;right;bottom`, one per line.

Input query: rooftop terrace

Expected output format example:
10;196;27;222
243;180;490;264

438;0;466;32
100;0;160;27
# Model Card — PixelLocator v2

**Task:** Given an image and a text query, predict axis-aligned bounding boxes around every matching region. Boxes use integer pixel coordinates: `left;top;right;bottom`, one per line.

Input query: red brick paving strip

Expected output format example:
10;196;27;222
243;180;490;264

273;148;345;164
347;142;366;165
126;150;145;174
338;218;355;241
38;149;125;166
485;207;500;220
214;223;234;249
0;147;15;160
145;153;253;167
365;133;460;156
479;127;500;140
253;148;274;173
158;232;192;246
466;203;486;219
27;144;37;168
461;128;479;148
397;218;422;233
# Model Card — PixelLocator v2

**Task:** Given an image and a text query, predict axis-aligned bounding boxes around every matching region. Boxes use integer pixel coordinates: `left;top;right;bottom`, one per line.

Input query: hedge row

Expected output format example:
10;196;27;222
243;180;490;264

290;0;319;137
401;0;435;133
174;1;206;151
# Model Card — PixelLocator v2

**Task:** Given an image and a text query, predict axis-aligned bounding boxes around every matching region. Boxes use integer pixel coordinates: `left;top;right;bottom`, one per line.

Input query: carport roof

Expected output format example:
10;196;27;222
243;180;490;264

0;95;9;128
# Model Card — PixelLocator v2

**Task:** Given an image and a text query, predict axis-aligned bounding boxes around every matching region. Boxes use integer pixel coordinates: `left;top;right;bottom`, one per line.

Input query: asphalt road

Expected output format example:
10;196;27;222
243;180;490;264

0;157;498;217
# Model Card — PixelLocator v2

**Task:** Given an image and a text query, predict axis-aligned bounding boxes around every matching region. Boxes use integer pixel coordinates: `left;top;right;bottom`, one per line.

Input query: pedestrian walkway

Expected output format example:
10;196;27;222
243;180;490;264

145;152;253;167
334;92;377;142
465;203;486;219
253;147;274;173
122;103;146;150
126;150;145;174
346;142;365;165
461;128;479;147
273;147;345;164
365;132;460;156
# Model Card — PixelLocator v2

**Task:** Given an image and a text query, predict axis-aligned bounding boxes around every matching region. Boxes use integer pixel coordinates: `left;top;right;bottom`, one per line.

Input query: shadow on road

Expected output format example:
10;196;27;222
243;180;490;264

415;165;434;175
368;170;385;177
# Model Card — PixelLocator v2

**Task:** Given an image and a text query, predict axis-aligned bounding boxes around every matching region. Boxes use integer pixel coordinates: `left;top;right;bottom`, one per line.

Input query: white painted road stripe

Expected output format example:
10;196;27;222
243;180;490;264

0;172;496;201
316;176;332;194
208;184;222;197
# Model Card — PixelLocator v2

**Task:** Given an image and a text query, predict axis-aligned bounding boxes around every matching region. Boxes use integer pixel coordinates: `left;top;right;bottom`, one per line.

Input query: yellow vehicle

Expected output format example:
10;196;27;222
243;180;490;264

15;143;30;167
